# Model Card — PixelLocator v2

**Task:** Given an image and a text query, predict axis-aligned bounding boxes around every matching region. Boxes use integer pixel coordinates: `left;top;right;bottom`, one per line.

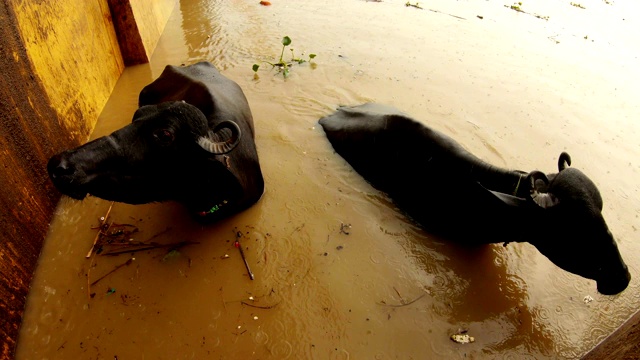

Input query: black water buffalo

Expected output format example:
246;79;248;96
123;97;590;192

319;103;630;295
48;61;264;222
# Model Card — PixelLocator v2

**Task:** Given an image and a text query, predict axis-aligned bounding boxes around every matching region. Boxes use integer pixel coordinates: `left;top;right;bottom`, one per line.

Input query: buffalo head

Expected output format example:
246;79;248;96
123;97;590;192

48;101;242;206
524;154;630;295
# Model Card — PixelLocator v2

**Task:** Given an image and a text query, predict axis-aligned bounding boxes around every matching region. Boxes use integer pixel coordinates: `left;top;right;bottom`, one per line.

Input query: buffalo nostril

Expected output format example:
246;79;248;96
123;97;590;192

47;154;75;180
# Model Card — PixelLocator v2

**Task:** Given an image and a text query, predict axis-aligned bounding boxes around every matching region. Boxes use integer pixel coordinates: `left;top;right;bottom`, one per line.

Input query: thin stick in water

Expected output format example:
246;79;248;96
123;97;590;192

241;301;278;309
86;201;115;258
235;231;254;280
377;293;427;307
90;258;133;286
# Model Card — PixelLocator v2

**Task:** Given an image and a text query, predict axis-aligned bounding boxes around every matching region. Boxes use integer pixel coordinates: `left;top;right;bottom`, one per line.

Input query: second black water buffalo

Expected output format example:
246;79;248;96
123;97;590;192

48;62;264;222
319;103;630;295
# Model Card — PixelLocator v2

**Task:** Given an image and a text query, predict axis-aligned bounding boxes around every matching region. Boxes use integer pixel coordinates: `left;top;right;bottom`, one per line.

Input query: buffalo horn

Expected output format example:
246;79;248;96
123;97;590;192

558;152;572;171
198;120;242;154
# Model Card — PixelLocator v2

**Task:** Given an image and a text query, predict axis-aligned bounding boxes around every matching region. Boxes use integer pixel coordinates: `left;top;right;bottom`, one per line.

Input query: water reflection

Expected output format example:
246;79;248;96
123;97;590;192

400;230;555;357
179;0;270;70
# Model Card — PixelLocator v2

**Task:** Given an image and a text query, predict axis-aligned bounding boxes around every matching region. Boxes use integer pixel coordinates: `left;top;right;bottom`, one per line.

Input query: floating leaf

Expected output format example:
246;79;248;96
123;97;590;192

282;36;292;46
252;64;260;72
309;54;317;59
162;249;181;262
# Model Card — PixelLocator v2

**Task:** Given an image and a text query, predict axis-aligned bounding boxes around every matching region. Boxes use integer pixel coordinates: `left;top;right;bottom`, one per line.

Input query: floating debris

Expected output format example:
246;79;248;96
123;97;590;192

86;202;115;258
162;249;181;262
583;295;594;304
101;240;198;256
505;2;549;20
235;231;254;280
377;292;427;307
91;258;133;286
450;333;475;344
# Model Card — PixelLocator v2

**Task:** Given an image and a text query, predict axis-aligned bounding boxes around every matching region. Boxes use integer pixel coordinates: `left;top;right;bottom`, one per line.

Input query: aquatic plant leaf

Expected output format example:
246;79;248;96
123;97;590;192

282;36;292;46
309;54;317;59
162;249;181;262
252;64;260;72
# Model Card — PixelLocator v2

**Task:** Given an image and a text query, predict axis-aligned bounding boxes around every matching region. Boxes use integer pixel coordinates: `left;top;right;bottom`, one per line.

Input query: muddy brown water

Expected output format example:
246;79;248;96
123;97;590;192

15;0;640;358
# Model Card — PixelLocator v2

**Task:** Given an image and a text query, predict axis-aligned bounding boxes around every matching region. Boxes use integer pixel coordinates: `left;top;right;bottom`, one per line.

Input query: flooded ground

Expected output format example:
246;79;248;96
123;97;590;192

16;0;640;358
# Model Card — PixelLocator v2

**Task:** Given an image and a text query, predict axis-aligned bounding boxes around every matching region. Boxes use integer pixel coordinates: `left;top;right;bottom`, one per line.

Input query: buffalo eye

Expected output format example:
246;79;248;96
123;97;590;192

153;129;174;146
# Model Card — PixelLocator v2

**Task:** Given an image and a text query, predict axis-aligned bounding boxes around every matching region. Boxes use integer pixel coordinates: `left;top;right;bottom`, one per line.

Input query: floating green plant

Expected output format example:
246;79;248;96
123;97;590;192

253;36;316;78
504;2;549;20
509;2;523;12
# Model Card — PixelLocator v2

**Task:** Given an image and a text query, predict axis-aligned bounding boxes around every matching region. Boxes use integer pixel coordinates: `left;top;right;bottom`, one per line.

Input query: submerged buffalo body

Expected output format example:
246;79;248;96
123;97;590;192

48;61;264;222
319;103;630;295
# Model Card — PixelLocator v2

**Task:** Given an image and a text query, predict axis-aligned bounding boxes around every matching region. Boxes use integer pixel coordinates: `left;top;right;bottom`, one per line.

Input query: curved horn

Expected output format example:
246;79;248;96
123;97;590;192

558;152;572;171
197;121;242;154
525;171;558;208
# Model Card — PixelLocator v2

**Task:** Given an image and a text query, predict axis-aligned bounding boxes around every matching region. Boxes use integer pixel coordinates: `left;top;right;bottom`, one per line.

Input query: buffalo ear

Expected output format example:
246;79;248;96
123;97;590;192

197;120;242;154
525;170;559;208
132;105;161;122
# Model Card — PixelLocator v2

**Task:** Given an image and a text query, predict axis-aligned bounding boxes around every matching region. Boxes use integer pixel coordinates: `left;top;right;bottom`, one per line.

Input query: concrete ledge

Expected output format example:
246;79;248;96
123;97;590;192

582;309;640;360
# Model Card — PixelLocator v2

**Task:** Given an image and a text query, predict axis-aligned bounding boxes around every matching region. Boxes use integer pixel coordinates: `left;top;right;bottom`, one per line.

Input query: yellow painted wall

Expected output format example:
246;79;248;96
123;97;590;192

1;0;176;357
130;0;177;61
13;0;124;143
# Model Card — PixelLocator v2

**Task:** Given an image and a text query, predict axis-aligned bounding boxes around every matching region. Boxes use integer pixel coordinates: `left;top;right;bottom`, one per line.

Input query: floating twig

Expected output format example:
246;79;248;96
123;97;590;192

377;293;427;307
291;223;305;235
86;202;114;258
428;8;467;20
101;241;199;256
91;258;133;286
393;286;404;302
504;3;549;20
222;290;227;311
340;222;351;235
235;232;254;280
241;301;279;309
